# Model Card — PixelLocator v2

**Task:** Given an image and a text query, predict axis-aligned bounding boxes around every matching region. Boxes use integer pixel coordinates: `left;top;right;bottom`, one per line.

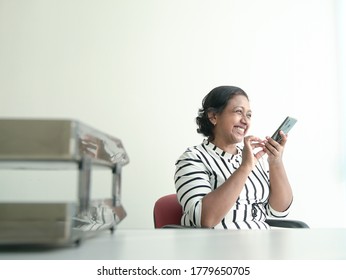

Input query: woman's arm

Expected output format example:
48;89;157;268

264;131;293;211
200;164;251;228
201;136;266;228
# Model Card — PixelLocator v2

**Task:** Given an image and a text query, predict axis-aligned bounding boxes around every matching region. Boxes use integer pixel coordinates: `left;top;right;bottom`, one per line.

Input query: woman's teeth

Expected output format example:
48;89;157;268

236;127;245;134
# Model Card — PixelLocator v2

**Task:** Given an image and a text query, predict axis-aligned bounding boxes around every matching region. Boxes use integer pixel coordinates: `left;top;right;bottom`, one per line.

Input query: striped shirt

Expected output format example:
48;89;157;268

174;139;290;230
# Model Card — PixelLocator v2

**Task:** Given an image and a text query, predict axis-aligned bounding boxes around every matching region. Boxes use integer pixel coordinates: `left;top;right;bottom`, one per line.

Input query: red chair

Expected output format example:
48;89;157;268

153;194;309;229
153;194;183;228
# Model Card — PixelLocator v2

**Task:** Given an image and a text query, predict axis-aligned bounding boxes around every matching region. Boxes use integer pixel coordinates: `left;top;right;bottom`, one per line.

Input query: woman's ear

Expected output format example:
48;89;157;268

207;110;217;126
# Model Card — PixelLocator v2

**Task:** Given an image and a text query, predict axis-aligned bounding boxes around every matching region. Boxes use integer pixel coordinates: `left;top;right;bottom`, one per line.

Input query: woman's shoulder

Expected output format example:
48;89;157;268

178;142;205;157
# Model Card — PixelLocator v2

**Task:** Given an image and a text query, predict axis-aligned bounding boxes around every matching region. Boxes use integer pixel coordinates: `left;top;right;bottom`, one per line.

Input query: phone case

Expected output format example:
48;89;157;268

271;116;297;143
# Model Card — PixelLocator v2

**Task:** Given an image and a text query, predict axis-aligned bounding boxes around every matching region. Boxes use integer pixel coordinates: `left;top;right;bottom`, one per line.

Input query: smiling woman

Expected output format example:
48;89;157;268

204;90;253;153
174;86;293;230
0;0;341;231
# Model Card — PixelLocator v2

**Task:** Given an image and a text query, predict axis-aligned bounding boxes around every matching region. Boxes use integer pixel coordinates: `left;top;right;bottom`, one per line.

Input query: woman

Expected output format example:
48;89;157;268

174;86;293;229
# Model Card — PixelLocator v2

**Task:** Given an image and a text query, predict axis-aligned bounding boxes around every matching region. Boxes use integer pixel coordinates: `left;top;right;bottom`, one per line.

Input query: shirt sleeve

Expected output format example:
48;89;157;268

174;148;212;227
266;203;291;218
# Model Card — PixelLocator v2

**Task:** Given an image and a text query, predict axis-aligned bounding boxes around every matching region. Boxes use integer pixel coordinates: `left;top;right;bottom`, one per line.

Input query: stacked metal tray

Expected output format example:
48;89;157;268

0;119;129;245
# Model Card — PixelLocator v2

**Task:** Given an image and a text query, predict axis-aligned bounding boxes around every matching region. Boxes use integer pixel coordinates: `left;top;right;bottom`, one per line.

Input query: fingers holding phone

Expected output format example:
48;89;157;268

265;131;287;162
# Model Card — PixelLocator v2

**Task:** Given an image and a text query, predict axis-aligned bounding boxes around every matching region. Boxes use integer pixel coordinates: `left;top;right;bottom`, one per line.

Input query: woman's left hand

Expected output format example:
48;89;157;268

264;130;287;164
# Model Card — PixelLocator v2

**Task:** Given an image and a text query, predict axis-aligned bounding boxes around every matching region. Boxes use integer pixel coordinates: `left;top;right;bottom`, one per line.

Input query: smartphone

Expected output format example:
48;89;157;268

271;116;297;143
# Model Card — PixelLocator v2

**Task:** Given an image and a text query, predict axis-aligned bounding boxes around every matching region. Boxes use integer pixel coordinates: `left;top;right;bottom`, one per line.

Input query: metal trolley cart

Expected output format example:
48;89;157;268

0;119;129;245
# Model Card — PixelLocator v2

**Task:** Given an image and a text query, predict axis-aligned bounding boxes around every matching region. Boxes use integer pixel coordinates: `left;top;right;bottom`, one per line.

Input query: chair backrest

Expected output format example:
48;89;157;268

153;193;309;229
153;194;183;228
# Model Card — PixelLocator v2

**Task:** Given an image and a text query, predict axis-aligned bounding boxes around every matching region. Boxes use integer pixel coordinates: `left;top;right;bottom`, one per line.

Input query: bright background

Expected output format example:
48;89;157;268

1;0;345;229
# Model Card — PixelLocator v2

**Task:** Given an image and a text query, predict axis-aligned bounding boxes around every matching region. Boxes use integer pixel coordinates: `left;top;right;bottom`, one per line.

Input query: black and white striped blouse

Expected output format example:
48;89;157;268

174;139;290;230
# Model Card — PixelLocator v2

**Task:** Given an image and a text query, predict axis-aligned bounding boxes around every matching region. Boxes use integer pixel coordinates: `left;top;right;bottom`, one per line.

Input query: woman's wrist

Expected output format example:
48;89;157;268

238;163;253;174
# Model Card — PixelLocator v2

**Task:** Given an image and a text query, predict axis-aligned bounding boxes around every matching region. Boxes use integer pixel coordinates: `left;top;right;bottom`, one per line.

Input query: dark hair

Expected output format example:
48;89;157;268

196;86;249;139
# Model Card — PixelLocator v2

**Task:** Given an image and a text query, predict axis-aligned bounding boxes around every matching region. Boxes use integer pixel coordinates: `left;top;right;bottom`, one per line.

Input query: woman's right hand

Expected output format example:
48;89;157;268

241;135;266;170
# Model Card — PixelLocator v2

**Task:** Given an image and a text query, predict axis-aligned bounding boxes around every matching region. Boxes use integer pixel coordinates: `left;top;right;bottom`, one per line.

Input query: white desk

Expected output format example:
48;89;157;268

1;228;346;260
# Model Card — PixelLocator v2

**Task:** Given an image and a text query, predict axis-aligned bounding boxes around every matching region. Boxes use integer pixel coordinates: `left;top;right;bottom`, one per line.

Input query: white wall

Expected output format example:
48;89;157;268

338;0;346;181
1;0;345;229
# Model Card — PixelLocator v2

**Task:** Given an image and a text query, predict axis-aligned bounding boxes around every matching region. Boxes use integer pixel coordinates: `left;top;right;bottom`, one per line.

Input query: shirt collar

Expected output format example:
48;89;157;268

203;139;242;160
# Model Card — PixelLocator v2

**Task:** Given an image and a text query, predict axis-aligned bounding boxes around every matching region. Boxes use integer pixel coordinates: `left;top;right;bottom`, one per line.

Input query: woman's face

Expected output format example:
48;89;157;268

210;95;252;144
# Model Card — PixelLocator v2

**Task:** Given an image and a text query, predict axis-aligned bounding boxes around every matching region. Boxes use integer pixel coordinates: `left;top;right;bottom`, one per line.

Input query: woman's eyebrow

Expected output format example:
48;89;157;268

233;106;252;112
